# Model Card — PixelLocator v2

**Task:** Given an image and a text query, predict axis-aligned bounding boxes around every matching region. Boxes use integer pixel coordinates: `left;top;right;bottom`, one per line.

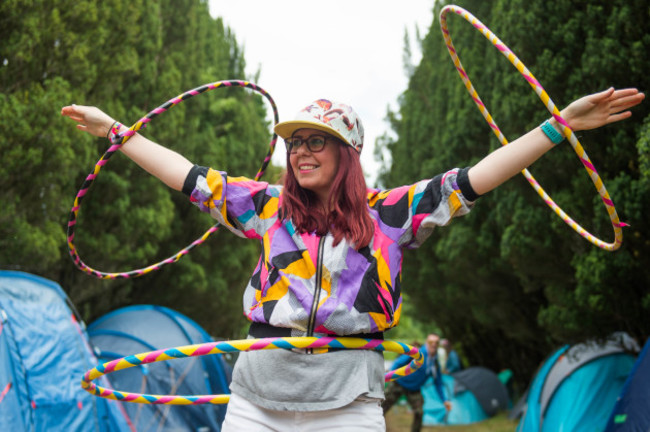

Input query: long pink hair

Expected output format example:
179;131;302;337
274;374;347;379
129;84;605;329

281;144;374;250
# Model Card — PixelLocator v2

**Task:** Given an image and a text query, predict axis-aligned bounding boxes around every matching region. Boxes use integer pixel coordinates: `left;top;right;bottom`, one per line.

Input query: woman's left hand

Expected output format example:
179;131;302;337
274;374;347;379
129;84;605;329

469;86;644;196
560;87;645;132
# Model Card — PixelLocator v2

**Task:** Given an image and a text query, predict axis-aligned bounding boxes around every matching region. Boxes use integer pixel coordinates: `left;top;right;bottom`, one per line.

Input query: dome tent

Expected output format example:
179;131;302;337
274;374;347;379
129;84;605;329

0;270;132;432
88;305;232;432
516;332;639;432
423;366;509;425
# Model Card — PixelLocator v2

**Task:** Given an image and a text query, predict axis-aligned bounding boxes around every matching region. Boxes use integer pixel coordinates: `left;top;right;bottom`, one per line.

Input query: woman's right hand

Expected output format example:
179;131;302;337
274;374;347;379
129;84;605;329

62;103;193;191
61;104;117;138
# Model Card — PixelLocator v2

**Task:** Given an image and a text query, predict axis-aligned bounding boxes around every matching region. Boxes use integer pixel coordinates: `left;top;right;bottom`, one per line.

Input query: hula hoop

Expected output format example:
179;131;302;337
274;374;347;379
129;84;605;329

82;337;423;405
440;5;624;251
67;80;280;278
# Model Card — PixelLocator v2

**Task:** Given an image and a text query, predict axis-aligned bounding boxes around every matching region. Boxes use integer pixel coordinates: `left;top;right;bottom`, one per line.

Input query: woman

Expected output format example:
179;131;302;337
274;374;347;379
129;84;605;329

62;88;643;431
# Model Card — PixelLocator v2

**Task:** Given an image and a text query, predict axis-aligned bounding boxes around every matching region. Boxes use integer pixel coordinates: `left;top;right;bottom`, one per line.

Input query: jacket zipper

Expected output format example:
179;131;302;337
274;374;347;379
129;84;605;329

306;236;326;353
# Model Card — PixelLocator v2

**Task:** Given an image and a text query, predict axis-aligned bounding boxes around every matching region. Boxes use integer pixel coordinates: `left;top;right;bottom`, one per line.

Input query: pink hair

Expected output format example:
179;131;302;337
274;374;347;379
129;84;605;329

281;144;374;250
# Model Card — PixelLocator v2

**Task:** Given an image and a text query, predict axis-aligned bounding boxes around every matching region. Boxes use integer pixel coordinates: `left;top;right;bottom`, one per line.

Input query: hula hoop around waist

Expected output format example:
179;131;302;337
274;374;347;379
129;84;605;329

82;337;423;405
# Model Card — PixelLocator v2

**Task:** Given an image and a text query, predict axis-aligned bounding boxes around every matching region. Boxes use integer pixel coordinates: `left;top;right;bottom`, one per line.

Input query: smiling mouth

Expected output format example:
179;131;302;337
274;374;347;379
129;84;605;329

299;165;318;172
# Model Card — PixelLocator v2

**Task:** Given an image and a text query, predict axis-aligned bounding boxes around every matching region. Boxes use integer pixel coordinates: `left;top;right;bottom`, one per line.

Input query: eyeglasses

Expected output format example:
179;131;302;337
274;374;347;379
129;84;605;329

285;134;329;154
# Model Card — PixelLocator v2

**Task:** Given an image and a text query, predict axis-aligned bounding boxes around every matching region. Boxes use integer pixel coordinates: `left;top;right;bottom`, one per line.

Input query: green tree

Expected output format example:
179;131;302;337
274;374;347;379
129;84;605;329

0;0;281;338
379;0;650;388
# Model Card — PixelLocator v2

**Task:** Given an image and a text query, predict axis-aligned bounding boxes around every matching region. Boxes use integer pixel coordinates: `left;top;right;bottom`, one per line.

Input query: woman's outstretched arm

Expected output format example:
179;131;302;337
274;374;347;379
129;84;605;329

61;104;193;191
467;87;645;196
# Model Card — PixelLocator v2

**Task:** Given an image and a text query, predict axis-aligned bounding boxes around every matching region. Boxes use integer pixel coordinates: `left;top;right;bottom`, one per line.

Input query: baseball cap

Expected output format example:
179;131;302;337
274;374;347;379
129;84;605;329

274;99;364;153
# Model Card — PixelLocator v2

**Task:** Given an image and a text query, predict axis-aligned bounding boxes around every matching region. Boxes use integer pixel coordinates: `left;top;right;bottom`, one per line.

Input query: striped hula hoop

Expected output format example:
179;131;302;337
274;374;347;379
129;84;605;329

82;337;423;405
440;5;625;251
67;80;280;278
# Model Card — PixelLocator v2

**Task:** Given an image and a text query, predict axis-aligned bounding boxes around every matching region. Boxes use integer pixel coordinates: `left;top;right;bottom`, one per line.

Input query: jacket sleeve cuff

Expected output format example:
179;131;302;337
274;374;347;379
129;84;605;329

182;165;208;196
457;167;481;202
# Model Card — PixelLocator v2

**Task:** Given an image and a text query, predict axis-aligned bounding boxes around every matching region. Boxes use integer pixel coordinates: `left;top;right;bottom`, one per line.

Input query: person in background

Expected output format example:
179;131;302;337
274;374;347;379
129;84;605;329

437;339;448;373
439;338;462;374
383;334;451;432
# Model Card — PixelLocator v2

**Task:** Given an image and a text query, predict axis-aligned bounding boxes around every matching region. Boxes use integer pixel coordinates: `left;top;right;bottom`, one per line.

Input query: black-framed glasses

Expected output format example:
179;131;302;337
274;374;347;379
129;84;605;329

285;134;329;154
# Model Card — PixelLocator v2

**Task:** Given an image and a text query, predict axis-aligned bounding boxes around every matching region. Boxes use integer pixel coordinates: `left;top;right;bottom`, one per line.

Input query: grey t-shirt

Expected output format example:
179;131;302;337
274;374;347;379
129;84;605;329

230;345;385;411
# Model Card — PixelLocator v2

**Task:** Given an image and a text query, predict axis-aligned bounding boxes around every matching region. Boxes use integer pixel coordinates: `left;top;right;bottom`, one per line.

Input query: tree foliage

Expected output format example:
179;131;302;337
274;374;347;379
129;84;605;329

2;0;649;391
0;0;281;338
379;0;650;389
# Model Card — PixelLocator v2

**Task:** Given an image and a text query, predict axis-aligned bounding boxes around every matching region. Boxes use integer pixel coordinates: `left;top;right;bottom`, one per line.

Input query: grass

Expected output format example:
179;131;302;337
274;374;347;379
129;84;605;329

385;405;518;432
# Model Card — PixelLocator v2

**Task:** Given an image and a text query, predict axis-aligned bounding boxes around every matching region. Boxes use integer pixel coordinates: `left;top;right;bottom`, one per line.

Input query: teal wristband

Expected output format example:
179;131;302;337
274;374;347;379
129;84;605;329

540;119;564;144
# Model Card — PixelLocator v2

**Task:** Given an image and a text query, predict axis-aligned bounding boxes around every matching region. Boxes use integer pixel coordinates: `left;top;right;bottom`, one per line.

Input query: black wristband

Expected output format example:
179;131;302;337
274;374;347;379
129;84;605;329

106;121;119;139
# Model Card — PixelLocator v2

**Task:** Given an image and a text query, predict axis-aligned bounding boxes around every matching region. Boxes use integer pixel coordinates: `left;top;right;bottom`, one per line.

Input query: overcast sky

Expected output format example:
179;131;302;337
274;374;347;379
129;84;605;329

208;1;435;186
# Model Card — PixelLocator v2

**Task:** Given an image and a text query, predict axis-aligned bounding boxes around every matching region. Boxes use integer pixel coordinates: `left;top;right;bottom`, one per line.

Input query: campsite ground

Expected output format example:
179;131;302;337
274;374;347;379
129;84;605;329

385;405;517;432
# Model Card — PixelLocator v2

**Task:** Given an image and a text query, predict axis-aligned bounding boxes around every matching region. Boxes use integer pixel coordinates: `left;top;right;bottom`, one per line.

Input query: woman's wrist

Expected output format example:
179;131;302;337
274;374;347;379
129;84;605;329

540;118;565;144
556;106;580;131
106;121;125;141
549;117;561;130
106;120;119;138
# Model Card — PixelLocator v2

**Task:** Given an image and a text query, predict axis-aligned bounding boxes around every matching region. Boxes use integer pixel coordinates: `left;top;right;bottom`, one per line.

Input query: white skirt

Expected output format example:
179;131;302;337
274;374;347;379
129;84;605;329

222;392;386;432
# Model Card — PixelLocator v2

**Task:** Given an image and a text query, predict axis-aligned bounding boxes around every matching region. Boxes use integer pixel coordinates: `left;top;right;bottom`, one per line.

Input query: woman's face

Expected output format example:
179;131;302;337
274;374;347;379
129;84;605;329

288;128;341;205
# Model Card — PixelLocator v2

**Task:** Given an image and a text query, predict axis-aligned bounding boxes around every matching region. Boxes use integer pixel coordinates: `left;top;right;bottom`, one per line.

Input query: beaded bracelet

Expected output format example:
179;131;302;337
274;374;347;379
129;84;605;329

106;121;119;139
107;121;123;142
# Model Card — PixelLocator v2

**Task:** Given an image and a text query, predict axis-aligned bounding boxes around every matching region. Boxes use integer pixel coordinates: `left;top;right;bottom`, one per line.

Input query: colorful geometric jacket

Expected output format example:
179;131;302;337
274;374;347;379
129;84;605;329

182;166;478;337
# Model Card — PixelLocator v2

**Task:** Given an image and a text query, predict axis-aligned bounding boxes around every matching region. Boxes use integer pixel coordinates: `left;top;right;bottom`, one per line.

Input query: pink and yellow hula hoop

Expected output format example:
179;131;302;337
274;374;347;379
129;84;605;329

67;80;280;279
440;5;625;251
82;337;423;405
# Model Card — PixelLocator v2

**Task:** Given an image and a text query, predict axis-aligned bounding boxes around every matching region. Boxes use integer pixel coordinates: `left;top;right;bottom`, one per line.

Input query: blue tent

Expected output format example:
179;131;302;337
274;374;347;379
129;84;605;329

423;366;509;425
605;337;650;431
0;270;132;432
88;305;232;432
517;333;639;432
